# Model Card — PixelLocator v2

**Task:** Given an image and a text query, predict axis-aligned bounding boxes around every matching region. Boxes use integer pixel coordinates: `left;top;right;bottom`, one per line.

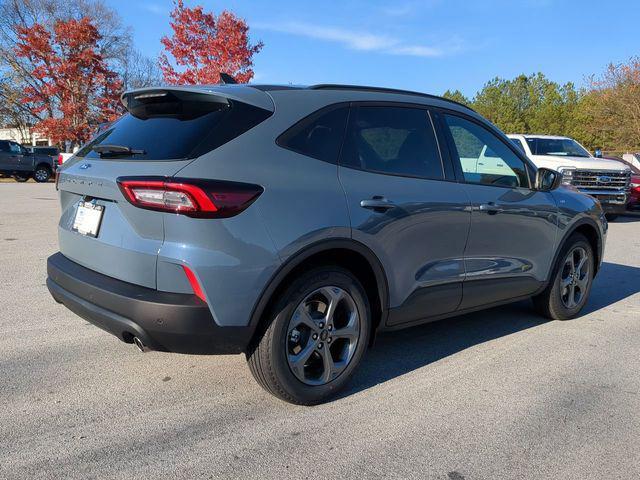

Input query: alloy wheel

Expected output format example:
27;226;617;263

560;246;589;309
34;169;49;182
286;286;360;386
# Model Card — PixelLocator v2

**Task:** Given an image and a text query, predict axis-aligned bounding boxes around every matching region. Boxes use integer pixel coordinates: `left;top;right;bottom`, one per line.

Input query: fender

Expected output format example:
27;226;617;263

247;238;390;340
544;215;604;288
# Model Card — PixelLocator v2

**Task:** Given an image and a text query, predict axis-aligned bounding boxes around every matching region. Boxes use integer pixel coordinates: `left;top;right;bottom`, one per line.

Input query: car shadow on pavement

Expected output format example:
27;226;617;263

583;261;640;313
340;261;640;399
617;213;640;222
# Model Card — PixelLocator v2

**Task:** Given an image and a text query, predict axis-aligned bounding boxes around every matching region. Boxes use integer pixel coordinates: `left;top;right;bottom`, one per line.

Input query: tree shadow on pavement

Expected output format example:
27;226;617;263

341;261;640;399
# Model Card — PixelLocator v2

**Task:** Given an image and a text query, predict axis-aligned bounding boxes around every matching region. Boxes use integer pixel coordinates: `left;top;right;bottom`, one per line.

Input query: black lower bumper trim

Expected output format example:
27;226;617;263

47;253;252;354
600;204;628;214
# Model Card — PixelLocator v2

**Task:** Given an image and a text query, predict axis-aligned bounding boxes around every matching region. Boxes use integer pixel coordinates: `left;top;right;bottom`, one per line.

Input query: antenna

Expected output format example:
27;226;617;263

219;73;237;85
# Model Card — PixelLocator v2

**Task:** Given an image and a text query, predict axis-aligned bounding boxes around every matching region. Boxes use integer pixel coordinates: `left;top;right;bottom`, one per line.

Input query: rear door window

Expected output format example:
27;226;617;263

277;105;349;164
76;91;271;161
340;106;444;180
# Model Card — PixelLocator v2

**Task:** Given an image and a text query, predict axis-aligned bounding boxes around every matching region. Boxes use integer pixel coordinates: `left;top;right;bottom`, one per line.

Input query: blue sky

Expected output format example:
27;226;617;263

109;0;639;97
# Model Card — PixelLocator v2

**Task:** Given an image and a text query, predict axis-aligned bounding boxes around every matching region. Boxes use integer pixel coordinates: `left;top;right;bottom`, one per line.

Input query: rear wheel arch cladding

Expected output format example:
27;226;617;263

247;241;389;351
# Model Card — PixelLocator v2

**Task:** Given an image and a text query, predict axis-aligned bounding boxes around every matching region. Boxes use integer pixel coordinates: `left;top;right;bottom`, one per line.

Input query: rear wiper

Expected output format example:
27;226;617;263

91;144;145;157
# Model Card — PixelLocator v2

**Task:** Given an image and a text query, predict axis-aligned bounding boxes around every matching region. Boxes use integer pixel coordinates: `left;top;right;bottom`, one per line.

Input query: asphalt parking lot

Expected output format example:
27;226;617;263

1;182;639;480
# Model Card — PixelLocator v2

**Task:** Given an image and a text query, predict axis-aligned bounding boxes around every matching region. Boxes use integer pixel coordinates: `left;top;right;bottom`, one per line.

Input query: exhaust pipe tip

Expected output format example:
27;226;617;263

133;336;148;353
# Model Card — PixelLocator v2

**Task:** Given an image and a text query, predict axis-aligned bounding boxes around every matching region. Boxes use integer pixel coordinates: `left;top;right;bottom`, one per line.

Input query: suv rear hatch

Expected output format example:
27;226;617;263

56;86;273;289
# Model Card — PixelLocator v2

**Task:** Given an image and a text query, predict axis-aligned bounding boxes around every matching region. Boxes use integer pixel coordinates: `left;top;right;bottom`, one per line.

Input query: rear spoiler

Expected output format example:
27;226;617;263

121;85;274;112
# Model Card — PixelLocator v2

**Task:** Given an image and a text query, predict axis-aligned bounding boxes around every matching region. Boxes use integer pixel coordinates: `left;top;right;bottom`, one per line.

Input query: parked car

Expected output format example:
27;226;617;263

628;174;640;211
47;84;607;404
508;135;631;221
0;139;56;182
622;153;640;172
615;157;640;211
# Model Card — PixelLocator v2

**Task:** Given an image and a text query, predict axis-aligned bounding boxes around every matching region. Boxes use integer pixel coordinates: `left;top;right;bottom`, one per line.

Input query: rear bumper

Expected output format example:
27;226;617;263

47;253;252;354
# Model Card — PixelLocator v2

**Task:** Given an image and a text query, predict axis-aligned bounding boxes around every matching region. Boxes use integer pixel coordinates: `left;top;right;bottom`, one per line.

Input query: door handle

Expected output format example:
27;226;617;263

360;197;396;212
474;202;503;215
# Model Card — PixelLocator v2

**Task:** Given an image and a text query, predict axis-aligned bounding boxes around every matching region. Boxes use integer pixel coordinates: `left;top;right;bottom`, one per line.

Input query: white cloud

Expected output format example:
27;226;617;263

141;3;165;15
379;0;441;17
254;21;455;58
389;45;443;57
255;22;395;52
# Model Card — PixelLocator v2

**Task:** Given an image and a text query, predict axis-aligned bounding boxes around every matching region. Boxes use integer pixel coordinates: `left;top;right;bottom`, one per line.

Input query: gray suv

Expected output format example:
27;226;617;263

47;84;606;404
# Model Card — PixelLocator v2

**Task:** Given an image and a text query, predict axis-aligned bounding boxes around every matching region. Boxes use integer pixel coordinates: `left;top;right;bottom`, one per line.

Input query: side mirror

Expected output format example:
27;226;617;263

535;167;562;191
594;149;603;158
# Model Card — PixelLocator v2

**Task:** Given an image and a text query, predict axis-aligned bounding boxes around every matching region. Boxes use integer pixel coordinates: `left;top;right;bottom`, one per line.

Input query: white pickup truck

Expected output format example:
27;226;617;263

507;134;632;220
622;152;640;171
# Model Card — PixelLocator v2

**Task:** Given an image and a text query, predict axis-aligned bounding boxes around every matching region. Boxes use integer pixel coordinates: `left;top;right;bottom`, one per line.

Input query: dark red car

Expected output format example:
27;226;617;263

604;156;640;211
629;172;640;211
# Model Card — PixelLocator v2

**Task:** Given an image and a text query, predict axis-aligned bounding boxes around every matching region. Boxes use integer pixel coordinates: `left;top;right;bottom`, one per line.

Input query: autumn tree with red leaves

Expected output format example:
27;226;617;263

14;17;122;147
159;0;262;85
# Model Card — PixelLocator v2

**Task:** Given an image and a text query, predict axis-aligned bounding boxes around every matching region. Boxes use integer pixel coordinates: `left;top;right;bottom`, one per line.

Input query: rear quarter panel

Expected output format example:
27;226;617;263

171;91;352;326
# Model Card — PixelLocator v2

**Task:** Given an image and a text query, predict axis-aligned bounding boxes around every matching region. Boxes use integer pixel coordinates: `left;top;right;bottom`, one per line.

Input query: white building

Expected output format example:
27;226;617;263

0;126;52;146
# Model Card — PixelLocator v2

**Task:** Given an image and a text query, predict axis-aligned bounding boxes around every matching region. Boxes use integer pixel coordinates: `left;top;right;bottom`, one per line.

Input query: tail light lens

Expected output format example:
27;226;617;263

57;154;63;166
117;177;263;218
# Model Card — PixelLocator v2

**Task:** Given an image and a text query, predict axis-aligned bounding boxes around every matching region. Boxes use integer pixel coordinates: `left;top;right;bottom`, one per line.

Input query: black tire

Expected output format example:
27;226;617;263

605;214;618;222
533;233;594;320
13;173;29;182
247;266;371;405
33;165;51;183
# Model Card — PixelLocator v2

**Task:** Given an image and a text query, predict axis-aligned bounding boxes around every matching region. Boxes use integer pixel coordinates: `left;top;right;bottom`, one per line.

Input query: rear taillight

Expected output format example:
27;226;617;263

117;177;263;218
57;154;63;166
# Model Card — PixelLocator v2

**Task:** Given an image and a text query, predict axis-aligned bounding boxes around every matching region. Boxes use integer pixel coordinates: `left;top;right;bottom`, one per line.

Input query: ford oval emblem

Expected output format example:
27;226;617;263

79;163;91;170
597;175;611;184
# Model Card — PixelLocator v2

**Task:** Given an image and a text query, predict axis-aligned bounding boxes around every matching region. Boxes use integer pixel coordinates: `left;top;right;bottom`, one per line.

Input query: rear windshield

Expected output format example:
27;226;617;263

76;91;271;161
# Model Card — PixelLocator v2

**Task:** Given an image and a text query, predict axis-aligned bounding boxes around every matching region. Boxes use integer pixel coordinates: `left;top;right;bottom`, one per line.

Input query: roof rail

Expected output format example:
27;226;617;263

309;84;475;112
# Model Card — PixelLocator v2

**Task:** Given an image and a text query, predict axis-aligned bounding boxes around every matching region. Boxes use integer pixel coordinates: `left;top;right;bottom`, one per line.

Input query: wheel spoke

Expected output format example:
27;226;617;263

560;275;572;289
288;340;316;378
321;286;345;323
576;272;589;290
319;347;335;383
569;256;576;274
332;314;359;342
566;284;576;308
292;305;318;332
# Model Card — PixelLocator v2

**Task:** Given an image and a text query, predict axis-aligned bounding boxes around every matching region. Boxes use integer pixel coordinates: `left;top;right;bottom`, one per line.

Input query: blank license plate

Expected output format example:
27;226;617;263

72;201;104;237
